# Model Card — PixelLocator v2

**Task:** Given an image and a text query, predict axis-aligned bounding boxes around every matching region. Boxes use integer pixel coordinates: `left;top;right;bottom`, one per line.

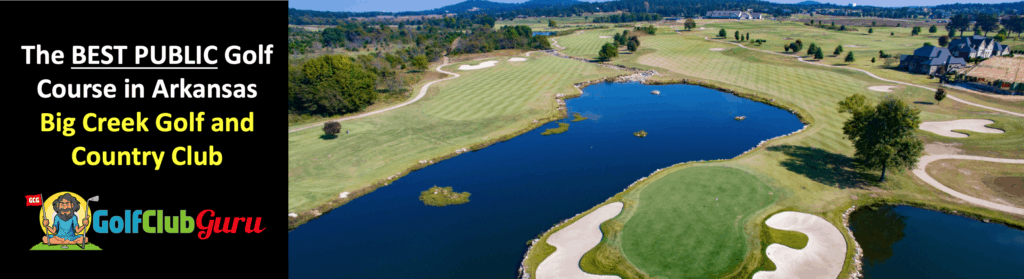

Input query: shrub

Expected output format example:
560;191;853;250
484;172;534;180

322;121;341;139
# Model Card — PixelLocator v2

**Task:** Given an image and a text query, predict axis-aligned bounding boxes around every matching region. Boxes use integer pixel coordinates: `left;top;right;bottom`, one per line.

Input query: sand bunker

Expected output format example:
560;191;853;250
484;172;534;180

339;192;350;199
843;45;866;48
536;202;623;279
919;119;1004;138
288;213;298;218
868;85;897;92
710;48;727;51
508;57;527;62
458;60;498;70
599;36;613;38
752;211;846;279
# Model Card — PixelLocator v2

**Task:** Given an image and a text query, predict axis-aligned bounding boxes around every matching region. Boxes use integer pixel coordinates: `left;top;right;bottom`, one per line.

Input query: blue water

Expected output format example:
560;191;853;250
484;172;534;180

532;31;555;36
287;83;804;278
849;205;1024;278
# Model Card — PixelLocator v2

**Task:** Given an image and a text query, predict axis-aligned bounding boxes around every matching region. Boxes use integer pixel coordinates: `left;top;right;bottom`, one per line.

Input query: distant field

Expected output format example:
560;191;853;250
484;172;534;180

287;54;623;213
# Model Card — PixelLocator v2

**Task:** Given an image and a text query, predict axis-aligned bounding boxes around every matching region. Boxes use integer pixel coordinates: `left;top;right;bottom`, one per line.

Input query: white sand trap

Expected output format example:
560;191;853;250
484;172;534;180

919;119;1004;138
288;213;298;218
710;48;727;51
868;85;897;92
339;192;350;199
843;45;865;48
536;202;623;279
458;60;498;70
752;211;846;279
598;36;613;38
508;57;527;62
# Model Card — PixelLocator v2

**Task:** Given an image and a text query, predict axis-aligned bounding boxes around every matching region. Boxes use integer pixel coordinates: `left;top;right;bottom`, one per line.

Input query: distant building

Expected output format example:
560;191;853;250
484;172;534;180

898;45;968;75
948;35;1011;59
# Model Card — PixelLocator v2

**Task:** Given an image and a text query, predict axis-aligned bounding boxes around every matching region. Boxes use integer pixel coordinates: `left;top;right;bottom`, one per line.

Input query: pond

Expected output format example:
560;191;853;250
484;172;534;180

849;205;1024;278
287;82;804;278
532;31;555;36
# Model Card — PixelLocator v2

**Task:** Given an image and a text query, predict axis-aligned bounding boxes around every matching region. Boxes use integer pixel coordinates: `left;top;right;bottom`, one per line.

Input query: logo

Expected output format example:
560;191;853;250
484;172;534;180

33;192;100;250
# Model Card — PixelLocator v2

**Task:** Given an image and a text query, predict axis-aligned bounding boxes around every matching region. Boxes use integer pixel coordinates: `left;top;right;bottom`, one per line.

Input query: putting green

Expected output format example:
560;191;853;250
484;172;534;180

29;243;101;250
621;166;775;278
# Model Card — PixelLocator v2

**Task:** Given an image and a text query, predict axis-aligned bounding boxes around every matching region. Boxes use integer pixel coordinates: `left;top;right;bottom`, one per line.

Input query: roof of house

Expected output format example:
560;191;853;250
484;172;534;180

904;46;966;66
949;35;1005;53
963;56;1024;83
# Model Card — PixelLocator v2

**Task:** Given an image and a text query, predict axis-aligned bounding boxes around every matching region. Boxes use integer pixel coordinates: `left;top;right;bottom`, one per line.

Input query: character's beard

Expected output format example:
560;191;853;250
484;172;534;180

57;210;74;222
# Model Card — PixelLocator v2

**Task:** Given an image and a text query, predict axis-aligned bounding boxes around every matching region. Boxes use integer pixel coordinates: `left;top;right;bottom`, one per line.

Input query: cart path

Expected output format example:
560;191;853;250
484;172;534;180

288;57;459;133
913;154;1024;215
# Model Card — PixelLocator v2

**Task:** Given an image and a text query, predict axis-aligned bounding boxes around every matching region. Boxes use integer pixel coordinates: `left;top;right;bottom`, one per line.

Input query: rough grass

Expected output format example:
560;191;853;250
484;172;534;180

540;122;570;135
927;159;1024;207
287;54;623;214
620;166;776;278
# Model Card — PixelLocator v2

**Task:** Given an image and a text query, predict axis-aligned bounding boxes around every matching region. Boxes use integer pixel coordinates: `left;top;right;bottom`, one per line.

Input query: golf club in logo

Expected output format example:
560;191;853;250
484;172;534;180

34;192;100;250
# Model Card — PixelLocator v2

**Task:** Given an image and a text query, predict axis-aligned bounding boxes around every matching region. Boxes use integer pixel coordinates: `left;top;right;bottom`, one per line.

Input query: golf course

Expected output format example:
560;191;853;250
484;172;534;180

288;10;1024;279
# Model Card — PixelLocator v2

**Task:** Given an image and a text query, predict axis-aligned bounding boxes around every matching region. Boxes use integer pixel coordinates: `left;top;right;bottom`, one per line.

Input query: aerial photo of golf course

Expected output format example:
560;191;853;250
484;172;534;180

286;1;1024;278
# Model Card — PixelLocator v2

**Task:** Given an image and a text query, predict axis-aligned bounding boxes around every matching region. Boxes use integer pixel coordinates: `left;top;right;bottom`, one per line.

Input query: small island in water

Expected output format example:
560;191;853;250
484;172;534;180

420;186;471;207
634;130;648;137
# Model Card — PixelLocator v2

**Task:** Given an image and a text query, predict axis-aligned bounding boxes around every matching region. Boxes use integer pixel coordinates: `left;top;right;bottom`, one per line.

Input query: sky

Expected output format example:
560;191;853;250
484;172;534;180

288;0;1022;13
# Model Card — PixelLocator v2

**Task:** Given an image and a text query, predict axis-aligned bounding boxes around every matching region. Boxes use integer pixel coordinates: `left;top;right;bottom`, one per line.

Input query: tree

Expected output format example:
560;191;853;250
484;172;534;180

808;43;818;56
323;121;341;139
976;13;1000;36
872;21;877;27
411;55;429;71
938;35;950;47
872;57;876;63
684;19;696;31
834;45;844;56
549;20;557;28
719;29;727;38
891;32;894;36
815;48;825;60
299;55;378;115
784;44;790;52
948;28;957;39
923;42;933;46
746;32;750;41
627;40;638;52
598;42;618;61
845;51;855;63
789;42;802;53
735;30;740;41
911;26;921;36
838;94;924;182
929;25;938;33
869;28;874;34
934;88;946;103
840;25;847;31
947;14;972;37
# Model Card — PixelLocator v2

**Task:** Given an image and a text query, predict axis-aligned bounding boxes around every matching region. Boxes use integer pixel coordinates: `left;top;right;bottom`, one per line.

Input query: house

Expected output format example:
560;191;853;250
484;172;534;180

897;45;968;75
948;35;1011;59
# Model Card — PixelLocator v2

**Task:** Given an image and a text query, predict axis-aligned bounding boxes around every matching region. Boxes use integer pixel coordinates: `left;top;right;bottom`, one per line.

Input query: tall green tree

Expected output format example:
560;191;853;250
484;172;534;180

411;55;429;71
947;14;972;37
549;19;557;28
939;35;950;47
929;25;938;33
684;19;696;31
845;51;856;63
834;45;844;56
934;88;946;103
815;48;825;60
976;13;1000;36
299;55;378;115
808;43;818;56
719;28;727;38
838;94;924;182
869;28;874;34
598;42;618;61
627;40;638;52
735;30;740;41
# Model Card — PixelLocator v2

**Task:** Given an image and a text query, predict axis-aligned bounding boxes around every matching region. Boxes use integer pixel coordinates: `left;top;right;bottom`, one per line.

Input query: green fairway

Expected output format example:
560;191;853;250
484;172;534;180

287;54;623;216
30;243;101;250
555;28;630;59
620;166;775;278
